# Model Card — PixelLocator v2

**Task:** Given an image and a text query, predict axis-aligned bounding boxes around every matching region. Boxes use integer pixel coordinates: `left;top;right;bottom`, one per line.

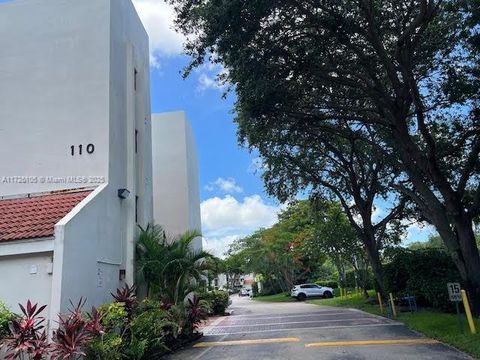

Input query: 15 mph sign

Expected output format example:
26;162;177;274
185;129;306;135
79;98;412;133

447;283;462;302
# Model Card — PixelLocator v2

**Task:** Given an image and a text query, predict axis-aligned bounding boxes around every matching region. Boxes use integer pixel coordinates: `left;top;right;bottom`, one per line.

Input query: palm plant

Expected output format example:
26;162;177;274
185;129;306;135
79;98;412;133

136;224;213;305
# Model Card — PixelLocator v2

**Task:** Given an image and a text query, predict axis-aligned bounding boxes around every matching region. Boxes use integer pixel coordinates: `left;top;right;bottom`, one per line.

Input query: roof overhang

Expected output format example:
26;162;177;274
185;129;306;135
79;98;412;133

0;237;54;257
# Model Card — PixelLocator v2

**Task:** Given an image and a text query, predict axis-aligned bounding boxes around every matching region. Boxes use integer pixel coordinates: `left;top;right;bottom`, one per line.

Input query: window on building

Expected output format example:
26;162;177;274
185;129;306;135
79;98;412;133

134;68;138;91
135;195;139;223
135;129;138;153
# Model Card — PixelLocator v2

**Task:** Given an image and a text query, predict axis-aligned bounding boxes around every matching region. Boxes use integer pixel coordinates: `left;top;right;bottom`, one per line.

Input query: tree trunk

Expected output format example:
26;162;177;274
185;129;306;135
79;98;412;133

364;242;385;297
352;256;370;298
333;257;347;288
391;122;480;314
454;215;480;316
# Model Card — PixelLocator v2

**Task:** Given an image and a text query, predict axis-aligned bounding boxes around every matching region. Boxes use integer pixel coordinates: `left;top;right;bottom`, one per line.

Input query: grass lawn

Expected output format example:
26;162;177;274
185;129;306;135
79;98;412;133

308;293;480;359
252;293;296;302
307;291;382;316
400;311;480;358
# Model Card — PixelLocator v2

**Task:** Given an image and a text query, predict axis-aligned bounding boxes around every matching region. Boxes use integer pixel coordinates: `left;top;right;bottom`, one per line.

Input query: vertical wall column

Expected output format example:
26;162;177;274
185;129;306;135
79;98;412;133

125;42;136;286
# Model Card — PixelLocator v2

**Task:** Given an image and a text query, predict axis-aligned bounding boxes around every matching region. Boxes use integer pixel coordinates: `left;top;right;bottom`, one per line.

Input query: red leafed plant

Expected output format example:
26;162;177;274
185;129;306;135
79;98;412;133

111;284;137;319
49;298;99;360
186;296;208;332
85;306;104;336
2;300;50;360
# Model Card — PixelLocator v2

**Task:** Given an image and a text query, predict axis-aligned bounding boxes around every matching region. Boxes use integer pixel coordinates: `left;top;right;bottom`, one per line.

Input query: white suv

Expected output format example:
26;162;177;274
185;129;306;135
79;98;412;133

291;284;335;301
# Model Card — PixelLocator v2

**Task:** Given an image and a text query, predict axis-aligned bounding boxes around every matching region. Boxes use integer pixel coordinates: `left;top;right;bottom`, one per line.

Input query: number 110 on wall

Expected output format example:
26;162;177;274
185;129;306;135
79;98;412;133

71;144;95;156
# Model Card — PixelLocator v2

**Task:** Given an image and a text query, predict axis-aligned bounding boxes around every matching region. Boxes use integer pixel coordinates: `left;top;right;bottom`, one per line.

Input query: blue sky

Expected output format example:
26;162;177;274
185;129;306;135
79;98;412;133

0;0;434;255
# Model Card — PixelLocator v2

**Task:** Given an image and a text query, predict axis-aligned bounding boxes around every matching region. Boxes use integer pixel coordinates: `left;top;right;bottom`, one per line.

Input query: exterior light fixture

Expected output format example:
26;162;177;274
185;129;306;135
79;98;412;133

117;188;131;199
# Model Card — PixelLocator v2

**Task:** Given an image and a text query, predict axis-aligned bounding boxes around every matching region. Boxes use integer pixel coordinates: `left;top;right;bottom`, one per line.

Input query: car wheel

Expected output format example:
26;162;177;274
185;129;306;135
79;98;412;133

297;293;307;301
324;291;333;298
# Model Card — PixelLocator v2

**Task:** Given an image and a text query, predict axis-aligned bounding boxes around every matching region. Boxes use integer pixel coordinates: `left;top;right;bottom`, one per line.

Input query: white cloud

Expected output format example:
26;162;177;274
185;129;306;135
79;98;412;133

198;73;222;91
196;62;229;92
205;177;243;194
201;195;280;234
200;195;281;257
132;0;185;67
203;235;241;258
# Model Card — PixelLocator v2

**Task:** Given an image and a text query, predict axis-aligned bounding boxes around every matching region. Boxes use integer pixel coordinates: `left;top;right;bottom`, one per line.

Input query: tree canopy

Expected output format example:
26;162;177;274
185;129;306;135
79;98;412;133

169;0;480;313
226;200;373;294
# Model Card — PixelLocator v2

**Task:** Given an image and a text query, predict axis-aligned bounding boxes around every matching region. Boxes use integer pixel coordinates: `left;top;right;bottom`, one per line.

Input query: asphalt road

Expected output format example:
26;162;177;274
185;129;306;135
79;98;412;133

167;296;473;360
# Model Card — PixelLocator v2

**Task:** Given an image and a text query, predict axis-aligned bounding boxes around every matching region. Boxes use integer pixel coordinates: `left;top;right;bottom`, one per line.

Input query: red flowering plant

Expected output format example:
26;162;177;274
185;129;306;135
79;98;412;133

1;298;106;360
111;284;137;320
1;300;50;360
185;296;209;333
49;299;90;360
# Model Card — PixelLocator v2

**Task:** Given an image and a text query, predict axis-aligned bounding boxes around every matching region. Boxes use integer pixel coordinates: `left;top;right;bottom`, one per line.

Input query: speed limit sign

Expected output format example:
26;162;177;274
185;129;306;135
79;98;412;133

447;283;462;302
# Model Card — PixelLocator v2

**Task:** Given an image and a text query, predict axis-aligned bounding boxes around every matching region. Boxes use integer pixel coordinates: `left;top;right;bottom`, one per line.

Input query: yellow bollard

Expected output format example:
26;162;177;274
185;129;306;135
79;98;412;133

389;293;397;318
377;292;384;314
461;290;477;334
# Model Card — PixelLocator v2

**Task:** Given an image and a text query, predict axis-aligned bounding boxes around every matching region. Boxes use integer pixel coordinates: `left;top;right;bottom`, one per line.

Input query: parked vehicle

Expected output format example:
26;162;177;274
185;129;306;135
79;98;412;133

290;284;335;301
239;288;252;297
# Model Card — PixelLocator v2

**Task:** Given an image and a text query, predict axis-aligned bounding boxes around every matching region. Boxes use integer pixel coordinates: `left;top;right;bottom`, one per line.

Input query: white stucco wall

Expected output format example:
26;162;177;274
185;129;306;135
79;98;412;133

152;112;202;251
50;185;124;323
0;0;152;323
108;0;153;283
0;0;111;196
0;239;54;319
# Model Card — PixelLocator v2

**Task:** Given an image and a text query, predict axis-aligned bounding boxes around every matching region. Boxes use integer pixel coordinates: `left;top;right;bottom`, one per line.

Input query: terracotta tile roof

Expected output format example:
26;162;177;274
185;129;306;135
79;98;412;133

0;190;92;242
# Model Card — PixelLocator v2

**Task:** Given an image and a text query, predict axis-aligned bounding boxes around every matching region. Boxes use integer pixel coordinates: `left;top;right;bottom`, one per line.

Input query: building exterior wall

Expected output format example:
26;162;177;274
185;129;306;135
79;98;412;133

0;252;53;312
51;185;125;323
151;112;202;251
0;0;152;322
107;0;152;285
0;0;111;196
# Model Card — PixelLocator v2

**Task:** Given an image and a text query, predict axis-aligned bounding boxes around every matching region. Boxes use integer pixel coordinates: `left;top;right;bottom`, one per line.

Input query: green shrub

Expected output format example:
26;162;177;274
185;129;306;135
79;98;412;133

258;278;283;295
86;302;129;360
0;301;14;339
315;280;338;289
383;248;461;311
86;333;124;360
97;302;129;330
129;307;178;358
87;299;181;360
199;290;229;315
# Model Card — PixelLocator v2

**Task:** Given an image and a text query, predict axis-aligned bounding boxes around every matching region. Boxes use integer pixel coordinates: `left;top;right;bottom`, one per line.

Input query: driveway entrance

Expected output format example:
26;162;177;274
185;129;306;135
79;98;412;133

167;296;472;359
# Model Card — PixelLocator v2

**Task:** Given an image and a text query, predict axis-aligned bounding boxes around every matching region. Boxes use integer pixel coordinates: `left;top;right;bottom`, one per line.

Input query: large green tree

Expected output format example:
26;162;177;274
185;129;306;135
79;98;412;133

250;119;405;294
228;201;326;292
309;201;372;296
169;0;480;313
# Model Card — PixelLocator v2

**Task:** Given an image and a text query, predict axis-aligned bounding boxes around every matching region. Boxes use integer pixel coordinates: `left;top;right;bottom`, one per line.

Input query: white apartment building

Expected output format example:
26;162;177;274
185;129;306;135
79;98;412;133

152;112;202;250
0;0;201;329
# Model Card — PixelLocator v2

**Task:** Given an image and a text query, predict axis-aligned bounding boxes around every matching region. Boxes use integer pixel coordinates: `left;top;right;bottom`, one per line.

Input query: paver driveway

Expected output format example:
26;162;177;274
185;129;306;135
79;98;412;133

167;296;473;360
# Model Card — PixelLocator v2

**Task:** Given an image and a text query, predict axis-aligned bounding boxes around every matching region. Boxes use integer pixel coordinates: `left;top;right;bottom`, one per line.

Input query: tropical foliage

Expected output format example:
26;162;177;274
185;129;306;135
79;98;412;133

0;285;211;360
0;302;14;339
136;225;213;305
